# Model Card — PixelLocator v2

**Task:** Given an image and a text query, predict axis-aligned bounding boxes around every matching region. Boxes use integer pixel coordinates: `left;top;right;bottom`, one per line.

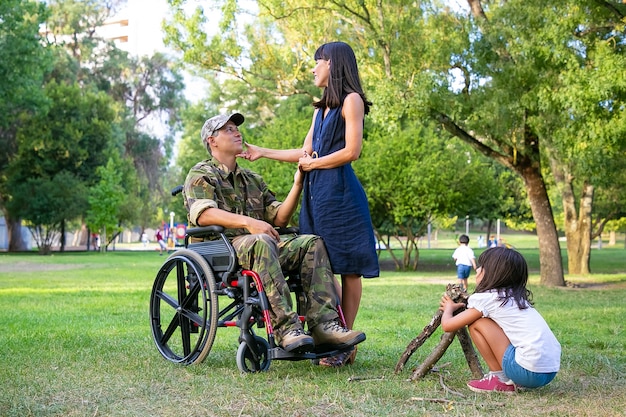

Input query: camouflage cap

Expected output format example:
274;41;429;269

200;113;245;142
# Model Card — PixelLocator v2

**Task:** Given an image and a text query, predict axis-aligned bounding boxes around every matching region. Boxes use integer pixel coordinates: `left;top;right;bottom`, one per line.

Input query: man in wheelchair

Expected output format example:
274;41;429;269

181;112;366;354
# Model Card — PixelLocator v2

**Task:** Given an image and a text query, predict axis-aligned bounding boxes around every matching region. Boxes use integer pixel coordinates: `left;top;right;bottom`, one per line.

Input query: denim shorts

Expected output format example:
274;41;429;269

502;344;557;388
456;265;472;279
456;264;472;279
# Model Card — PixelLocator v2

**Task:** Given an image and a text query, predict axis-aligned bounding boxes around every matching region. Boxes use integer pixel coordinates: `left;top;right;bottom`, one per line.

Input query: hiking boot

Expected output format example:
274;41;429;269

467;373;516;393
311;319;366;350
280;328;314;353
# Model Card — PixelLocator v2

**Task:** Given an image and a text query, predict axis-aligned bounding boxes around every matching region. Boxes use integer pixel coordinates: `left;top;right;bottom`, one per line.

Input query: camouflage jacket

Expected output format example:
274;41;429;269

183;157;282;237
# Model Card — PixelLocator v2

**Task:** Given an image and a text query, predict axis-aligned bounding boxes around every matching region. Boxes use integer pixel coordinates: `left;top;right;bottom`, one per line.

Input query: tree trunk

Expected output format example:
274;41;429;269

550;158;593;274
6;214;27;252
563;183;593;274
520;164;565;286
60;219;66;253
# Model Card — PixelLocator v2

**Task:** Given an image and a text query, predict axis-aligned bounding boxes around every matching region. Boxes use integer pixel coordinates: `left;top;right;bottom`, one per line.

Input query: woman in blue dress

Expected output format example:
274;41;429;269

240;42;379;367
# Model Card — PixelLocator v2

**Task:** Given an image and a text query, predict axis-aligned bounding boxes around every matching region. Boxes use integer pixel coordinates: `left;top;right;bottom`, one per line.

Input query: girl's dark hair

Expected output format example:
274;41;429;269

474;247;533;309
313;41;372;114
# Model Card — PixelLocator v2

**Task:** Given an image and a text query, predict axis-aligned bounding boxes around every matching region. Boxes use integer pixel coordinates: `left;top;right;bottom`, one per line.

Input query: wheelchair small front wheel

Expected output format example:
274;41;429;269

236;336;271;373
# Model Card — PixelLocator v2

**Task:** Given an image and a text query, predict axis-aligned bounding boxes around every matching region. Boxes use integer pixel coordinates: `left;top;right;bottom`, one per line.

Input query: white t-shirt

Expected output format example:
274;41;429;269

452;245;475;267
468;291;561;373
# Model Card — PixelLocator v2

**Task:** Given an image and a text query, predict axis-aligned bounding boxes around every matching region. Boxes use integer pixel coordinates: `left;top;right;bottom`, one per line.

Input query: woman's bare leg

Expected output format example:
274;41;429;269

340;273;362;329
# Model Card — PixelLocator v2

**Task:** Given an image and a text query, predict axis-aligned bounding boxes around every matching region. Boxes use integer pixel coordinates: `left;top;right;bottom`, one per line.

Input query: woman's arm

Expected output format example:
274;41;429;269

298;93;364;171
237;110;318;162
241;144;303;162
439;295;483;332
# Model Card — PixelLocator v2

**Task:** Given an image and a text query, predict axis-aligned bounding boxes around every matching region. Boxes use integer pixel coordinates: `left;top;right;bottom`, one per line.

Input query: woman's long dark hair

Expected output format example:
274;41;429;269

313;41;372;114
474;247;534;309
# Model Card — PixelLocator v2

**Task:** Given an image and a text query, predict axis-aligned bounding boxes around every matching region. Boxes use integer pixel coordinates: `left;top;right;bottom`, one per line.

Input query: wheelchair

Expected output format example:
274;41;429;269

149;188;352;372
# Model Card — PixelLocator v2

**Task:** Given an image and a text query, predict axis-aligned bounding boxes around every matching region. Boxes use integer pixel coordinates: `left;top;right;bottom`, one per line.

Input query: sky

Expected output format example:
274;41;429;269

111;0;209;102
114;0;168;57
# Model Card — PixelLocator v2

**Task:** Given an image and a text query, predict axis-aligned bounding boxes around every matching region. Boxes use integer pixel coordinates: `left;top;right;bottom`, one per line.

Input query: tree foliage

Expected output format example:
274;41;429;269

0;0;190;252
0;0;52;250
8;172;87;254
87;158;126;251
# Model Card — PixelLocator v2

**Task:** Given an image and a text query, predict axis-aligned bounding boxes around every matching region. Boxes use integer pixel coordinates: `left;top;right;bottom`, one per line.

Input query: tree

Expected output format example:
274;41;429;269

87;159;126;252
7;80;119;252
45;0;188;238
7;172;87;254
534;1;626;273
0;0;52;251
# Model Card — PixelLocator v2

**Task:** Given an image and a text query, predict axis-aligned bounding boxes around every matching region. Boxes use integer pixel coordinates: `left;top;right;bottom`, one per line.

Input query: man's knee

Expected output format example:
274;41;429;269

232;233;280;269
296;234;327;255
254;233;278;247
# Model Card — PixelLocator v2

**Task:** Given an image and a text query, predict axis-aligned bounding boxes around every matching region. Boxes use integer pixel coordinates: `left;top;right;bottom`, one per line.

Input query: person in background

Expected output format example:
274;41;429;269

452;234;477;291
92;233;100;251
182;112;366;355
238;41;378;367
155;228;167;255
440;247;561;393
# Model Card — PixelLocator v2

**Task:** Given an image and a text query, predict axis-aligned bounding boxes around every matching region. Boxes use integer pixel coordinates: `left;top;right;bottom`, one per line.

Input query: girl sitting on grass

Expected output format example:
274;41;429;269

439;246;561;393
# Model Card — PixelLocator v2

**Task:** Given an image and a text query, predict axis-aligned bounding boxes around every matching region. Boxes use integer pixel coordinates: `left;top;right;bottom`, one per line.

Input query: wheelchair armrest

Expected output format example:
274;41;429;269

276;226;299;235
186;225;225;239
186;225;297;241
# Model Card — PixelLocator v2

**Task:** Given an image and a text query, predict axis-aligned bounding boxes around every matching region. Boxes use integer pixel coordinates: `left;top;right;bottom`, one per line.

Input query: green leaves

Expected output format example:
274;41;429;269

87;158;125;240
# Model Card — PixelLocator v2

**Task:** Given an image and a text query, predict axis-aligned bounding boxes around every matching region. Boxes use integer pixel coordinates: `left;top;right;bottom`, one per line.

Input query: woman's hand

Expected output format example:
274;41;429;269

298;150;315;172
237;142;263;161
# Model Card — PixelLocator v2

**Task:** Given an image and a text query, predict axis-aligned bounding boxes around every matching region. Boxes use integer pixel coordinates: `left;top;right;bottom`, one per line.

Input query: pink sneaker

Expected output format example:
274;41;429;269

467;374;516;393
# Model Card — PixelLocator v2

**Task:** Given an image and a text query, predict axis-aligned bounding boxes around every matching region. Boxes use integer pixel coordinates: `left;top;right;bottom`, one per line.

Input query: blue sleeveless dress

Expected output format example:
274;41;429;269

299;105;379;278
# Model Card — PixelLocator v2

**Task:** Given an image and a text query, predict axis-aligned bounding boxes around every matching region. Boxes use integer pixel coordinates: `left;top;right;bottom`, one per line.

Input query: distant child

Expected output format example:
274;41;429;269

452;234;477;291
440;247;561;393
155;228;167;255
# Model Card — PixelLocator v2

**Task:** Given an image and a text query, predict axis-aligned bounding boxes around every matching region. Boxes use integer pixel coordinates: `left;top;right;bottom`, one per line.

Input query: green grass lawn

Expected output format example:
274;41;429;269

0;247;625;417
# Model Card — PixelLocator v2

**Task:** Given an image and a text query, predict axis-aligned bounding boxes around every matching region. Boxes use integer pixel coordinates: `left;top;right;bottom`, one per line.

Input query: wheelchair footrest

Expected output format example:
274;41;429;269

269;345;354;361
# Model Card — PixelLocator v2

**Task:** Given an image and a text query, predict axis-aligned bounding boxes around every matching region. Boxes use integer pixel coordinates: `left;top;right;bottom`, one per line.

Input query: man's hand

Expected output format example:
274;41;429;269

293;166;303;187
246;218;280;242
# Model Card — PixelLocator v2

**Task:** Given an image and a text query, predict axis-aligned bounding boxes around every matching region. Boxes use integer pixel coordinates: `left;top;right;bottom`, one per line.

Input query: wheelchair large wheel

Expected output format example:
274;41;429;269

236;335;271;373
150;249;218;365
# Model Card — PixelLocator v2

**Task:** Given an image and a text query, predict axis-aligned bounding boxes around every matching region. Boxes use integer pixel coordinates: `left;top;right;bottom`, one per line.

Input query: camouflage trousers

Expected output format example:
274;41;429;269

230;233;339;342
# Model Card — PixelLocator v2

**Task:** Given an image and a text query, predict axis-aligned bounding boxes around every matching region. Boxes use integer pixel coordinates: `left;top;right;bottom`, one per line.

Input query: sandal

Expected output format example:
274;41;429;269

319;346;357;368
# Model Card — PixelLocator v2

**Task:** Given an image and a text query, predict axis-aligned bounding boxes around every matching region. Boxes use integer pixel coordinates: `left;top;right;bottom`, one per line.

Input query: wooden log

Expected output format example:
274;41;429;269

396;284;475;380
456;326;484;379
395;284;468;373
394;310;442;374
410;330;457;381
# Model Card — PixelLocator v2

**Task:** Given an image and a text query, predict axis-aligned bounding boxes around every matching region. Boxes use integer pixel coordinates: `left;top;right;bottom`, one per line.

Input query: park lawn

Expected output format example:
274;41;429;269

0;248;624;417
